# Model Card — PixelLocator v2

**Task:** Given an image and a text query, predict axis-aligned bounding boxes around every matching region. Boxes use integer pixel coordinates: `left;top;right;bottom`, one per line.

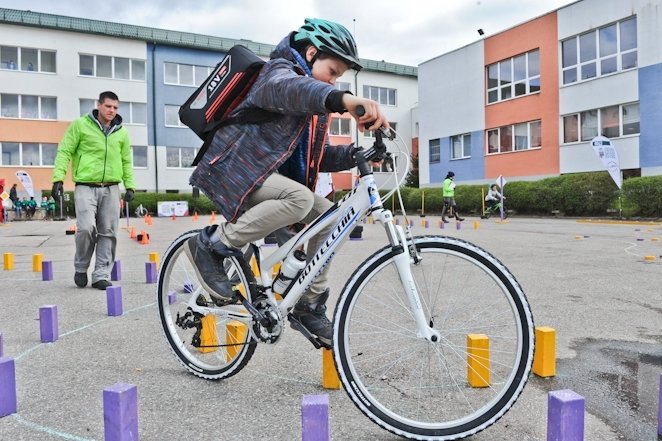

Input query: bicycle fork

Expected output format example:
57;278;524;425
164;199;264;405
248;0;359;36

381;213;441;343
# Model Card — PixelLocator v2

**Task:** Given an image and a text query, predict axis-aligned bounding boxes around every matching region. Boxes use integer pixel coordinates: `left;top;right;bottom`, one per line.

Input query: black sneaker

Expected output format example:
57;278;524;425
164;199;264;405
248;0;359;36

91;280;112;290
74;272;88;288
184;225;242;305
289;289;333;347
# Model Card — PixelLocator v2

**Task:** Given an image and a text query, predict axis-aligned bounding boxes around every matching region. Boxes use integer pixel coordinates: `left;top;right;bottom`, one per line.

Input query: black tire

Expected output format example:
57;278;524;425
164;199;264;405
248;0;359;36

157;229;257;379
333;235;534;440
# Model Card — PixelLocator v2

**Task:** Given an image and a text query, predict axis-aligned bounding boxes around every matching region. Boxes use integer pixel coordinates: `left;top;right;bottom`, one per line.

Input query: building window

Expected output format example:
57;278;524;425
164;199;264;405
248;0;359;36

0;142;57;166
166;146;197;168
486;120;541;154
450;134;471;159
561;17;637;85
164;105;186;127
364;122;396;138
79;54;146;81
336;82;351;92
132;146;148;168
429;138;440;163
0;94;57;120
163;62;213;87
329;117;351;136
1;46;56;73
487;49;540;104
79;99;96;116
126;102;147;125
562;102;639;143
363;85;397;106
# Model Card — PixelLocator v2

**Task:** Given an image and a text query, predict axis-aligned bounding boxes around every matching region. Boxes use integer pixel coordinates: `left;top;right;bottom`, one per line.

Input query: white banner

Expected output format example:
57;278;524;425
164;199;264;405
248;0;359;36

591;136;622;189
15;170;34;197
315;172;334;198
157;201;189;217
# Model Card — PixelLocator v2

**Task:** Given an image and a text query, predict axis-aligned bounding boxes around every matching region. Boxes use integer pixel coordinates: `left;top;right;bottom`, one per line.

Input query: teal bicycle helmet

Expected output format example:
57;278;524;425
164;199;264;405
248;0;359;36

292;18;362;71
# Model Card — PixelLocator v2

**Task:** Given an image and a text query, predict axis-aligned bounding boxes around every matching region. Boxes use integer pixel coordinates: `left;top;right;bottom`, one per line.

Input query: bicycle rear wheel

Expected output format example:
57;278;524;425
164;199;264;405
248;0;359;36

334;235;534;440
157;229;257;380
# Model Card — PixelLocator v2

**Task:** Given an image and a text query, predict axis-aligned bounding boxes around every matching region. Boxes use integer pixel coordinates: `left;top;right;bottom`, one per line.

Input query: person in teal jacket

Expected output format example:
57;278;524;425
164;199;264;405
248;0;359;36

51;91;136;290
441;171;464;223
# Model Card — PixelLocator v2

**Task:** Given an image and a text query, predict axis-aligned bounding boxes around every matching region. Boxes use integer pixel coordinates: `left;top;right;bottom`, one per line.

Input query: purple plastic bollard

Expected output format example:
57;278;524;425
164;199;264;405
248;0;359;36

302;394;329;441
168;291;177;305
547;389;584;441
145;262;157;284
111;260;122;281
658;373;662;437
456;221;461;230
39;305;58;343
106;286;124;316
103;383;138;441
0;357;17;417
41;261;53;281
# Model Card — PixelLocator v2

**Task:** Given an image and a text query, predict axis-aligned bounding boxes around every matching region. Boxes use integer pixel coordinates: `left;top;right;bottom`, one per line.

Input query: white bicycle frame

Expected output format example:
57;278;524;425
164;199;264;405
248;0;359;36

184;155;441;343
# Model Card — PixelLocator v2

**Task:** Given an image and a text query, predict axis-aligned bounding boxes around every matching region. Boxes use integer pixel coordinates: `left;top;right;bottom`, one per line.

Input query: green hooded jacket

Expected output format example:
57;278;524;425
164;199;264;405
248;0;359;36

52;111;136;189
442;177;455;197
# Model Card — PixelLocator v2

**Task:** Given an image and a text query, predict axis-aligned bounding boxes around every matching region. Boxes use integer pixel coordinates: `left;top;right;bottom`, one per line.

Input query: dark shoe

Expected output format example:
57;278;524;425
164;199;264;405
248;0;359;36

456;217;465;222
289;289;333;347
441;217;450;223
74;272;88;288
184;225;242;304
91;280;112;290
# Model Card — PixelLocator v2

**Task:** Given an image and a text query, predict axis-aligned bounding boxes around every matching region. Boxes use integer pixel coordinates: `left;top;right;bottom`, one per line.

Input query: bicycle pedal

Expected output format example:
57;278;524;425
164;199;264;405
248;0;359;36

288;314;325;349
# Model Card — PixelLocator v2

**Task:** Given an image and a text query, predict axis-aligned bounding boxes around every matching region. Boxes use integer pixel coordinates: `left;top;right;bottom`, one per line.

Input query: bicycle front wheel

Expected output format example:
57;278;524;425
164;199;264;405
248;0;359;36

157;230;257;380
334;235;534;440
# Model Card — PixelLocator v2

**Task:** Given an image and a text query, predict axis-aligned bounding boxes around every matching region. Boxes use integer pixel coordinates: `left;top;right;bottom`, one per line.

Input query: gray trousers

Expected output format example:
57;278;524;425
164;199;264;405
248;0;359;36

74;185;120;283
218;173;333;304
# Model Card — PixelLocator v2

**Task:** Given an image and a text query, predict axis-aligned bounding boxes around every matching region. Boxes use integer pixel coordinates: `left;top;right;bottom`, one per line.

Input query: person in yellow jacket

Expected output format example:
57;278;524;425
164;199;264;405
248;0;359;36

51;91;136;290
441;171;464;223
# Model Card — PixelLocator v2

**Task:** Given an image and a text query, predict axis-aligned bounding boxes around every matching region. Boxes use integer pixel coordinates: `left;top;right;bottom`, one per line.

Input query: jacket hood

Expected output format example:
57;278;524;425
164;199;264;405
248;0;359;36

270;33;300;66
89;110;123;134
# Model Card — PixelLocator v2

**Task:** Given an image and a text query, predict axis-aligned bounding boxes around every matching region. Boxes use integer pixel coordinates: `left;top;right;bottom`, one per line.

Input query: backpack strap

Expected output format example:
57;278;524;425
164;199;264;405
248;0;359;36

191;109;277;167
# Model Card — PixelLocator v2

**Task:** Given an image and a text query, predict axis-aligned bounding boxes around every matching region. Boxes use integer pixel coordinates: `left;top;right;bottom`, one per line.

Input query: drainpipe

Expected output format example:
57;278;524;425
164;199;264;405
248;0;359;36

151;43;159;192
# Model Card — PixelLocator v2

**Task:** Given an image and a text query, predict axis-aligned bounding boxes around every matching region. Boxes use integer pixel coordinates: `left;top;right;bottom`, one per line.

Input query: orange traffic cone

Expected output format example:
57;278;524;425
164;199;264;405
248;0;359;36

192;211;199;221
146;214;153;226
139;231;150;245
171;214;176;221
210;211;216;224
129;226;136;239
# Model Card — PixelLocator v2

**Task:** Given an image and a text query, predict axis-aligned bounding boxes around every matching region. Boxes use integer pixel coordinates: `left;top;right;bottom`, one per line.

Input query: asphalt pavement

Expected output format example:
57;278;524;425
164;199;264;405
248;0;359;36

0;214;660;441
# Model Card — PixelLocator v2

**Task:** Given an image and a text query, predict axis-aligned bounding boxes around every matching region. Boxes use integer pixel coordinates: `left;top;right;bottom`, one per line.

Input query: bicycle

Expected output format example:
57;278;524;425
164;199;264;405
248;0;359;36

134;203;148;218
481;200;507;219
156;109;534;440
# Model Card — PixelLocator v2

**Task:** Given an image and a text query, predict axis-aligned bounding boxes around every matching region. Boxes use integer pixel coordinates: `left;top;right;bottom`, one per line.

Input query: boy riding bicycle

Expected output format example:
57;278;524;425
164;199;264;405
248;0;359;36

482;184;506;218
187;18;387;347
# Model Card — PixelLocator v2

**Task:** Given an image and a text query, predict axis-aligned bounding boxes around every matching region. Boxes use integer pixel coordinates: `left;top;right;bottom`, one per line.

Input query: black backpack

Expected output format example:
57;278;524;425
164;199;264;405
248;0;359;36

179;45;275;166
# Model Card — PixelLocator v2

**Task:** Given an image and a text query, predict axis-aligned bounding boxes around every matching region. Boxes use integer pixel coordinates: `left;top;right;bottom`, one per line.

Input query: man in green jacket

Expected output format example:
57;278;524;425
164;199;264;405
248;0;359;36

441;171;464;223
51;91;136;290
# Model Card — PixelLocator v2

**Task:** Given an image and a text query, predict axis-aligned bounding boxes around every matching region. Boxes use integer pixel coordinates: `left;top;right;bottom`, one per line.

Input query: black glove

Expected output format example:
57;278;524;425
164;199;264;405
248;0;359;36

123;189;135;202
51;181;63;198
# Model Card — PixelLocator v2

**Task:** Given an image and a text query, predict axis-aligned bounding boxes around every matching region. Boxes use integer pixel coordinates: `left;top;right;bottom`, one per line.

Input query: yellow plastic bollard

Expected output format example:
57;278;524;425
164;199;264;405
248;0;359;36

532;326;556;377
467;334;490;387
226;321;247;360
198;314;218;354
322;347;341;389
148;251;160;269
33;253;43;272
3;253;14;271
473;220;480;230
